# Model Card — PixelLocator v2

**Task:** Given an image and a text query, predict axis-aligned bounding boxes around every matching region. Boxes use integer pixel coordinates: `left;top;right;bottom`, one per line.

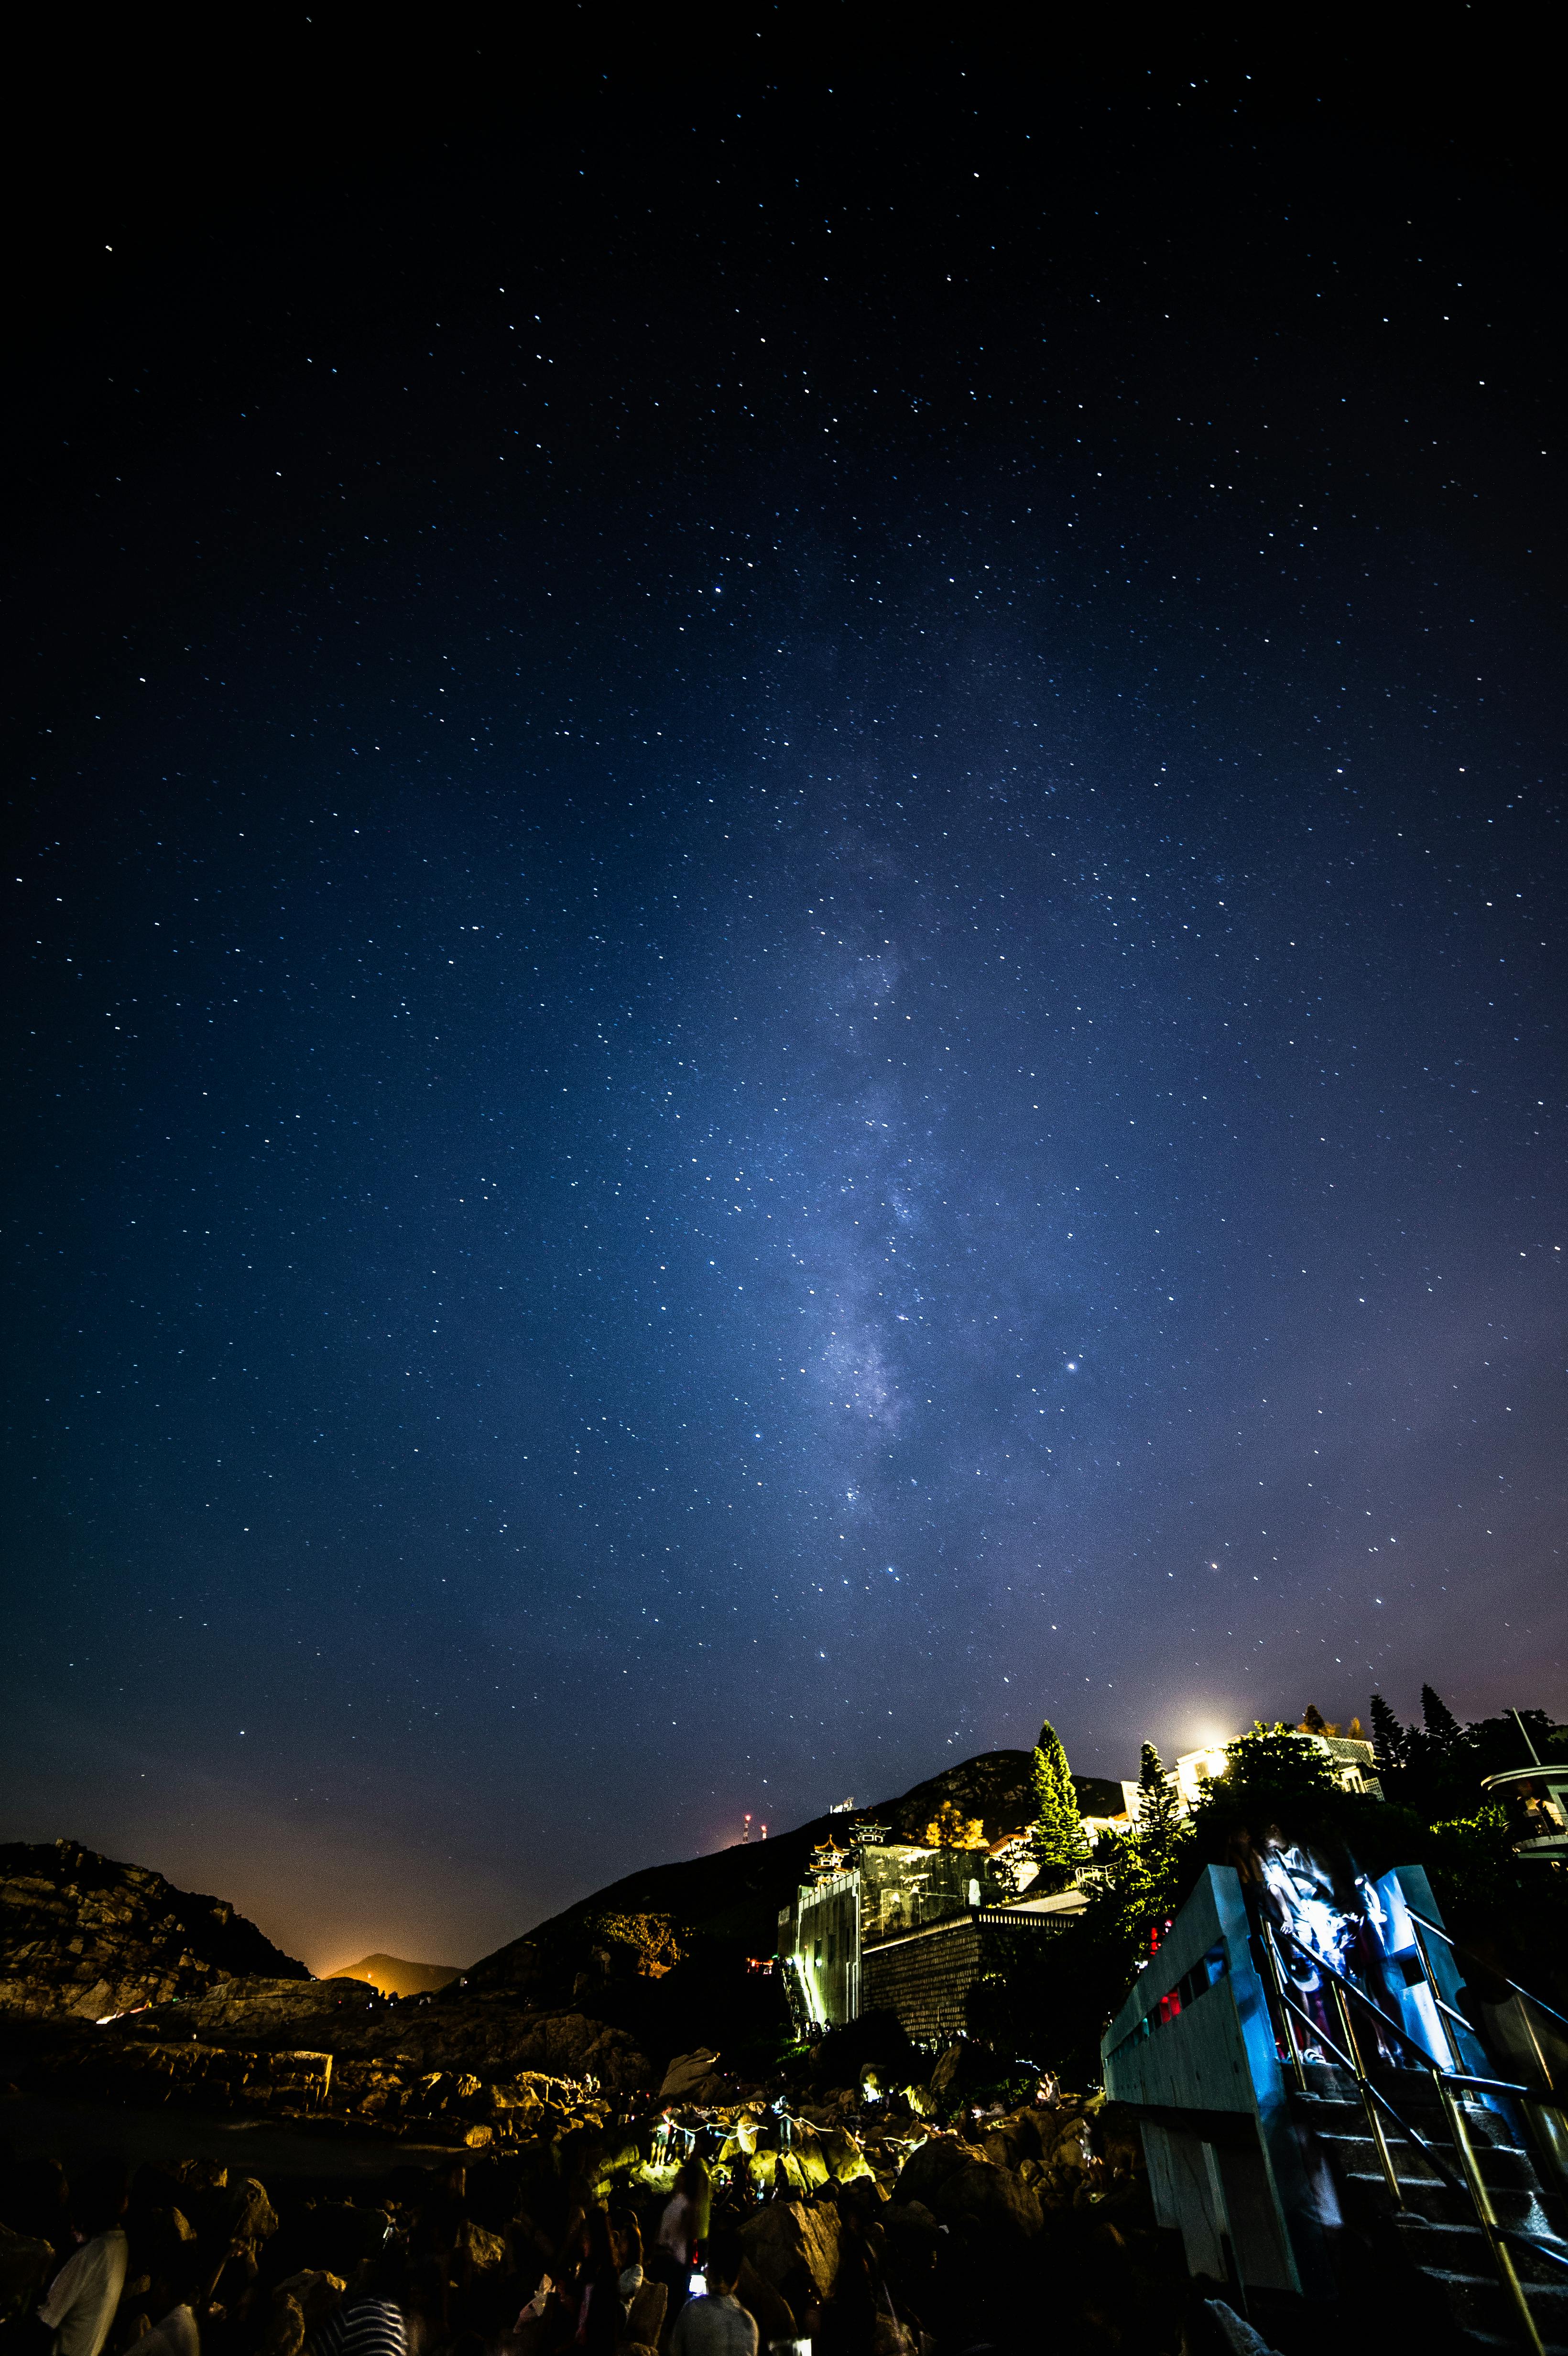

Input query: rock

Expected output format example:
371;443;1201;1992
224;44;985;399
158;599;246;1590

929;2047;967;2096
778;2124;831;2192
735;2259;796;2345
223;2180;279;2245
932;2158;1042;2242
819;2127;871;2184
0;2222;55;2324
657;2048;722;2102
273;2273;345;2330
878;2202;944;2290
978;2106;1047;2170
739;2200;841;2300
255;2292;305;2356
456;2220;508;2272
891;2137;974;2210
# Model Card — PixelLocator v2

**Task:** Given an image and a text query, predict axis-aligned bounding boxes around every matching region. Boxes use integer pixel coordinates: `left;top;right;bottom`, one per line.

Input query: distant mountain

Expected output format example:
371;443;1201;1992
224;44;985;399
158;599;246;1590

326;1952;462;1996
0;1837;309;2018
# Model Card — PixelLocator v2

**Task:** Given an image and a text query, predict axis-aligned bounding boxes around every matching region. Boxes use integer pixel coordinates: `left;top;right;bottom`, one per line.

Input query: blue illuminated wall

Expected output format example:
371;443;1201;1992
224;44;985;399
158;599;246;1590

1102;1865;1337;2296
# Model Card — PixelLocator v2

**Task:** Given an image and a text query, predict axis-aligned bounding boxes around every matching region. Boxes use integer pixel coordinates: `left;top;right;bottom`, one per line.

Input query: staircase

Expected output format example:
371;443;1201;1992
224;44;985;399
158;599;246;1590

1294;2062;1568;2352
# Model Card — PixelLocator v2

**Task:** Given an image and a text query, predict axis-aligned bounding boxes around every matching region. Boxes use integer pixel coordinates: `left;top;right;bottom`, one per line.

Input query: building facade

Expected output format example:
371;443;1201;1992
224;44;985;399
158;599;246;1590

778;1824;1081;2038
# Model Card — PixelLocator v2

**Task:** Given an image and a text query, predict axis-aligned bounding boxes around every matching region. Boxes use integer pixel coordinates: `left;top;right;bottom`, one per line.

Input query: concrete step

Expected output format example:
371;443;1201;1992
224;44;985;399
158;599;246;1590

1334;2163;1557;2236
1415;2258;1568;2351
1315;2123;1547;2197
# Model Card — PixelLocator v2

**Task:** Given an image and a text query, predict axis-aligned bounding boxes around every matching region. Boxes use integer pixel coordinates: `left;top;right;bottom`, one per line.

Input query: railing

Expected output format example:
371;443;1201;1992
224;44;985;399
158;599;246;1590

1403;1904;1568;2101
1260;1926;1568;2356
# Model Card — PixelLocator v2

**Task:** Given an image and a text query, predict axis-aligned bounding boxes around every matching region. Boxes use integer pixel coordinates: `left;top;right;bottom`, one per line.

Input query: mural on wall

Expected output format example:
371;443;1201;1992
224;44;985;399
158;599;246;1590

1225;1825;1447;2069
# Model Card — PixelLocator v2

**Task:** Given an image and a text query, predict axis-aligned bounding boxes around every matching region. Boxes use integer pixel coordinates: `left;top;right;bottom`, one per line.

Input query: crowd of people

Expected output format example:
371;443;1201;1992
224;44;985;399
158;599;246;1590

0;2139;947;2356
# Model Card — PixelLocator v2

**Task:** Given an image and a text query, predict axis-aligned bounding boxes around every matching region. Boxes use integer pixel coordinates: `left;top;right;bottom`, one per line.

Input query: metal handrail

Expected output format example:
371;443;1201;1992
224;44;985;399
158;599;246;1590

1403;1905;1568;2038
1262;1951;1563;2261
1272;1970;1484;2197
1274;1930;1456;2073
1267;1968;1566;2356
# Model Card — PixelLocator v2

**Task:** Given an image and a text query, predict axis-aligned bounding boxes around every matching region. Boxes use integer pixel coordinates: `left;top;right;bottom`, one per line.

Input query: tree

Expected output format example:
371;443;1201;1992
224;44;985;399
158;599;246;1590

1031;1719;1091;1891
1136;1741;1185;1865
1219;1721;1339;1808
921;1801;988;1850
585;1911;684;1977
1300;1703;1328;1735
1422;1685;1464;1749
1369;1693;1406;1778
1131;1740;1188;1938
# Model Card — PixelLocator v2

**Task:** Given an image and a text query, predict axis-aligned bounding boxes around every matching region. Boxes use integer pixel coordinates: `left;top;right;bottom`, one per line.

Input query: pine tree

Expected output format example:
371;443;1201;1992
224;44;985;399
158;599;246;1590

1422;1685;1464;1749
1136;1740;1185;1857
1301;1703;1328;1735
1032;1719;1090;1891
1369;1693;1405;1776
1134;1740;1187;1916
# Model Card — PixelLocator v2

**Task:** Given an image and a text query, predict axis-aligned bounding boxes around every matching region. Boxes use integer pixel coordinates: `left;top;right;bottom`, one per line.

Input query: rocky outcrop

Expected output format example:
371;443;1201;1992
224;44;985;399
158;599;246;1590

117;1975;651;2092
0;1840;308;2018
129;1980;362;2042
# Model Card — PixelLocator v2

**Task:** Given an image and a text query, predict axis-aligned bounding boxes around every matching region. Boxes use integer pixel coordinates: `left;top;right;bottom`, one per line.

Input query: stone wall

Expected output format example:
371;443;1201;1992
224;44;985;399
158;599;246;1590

863;1916;1078;2041
862;1917;987;2039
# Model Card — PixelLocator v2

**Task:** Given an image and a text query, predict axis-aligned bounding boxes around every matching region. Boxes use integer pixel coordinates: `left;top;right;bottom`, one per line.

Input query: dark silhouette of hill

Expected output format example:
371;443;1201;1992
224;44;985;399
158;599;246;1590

326;1952;462;1996
470;1750;1122;1991
460;1749;1121;2071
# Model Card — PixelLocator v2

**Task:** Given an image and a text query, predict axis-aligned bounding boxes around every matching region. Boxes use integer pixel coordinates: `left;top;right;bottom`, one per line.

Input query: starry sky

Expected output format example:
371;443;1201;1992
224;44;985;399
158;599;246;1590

4;25;1564;1972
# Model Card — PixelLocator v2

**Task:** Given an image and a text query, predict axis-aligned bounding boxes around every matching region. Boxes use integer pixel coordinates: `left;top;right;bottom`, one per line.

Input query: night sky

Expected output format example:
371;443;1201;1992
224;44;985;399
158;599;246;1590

4;26;1564;1973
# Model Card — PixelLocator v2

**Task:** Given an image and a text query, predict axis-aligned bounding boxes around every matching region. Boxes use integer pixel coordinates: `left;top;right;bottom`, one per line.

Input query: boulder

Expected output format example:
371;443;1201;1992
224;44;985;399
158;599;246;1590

891;2137;975;2210
818;2127;871;2185
456;2220;509;2273
979;2104;1059;2169
878;2203;944;2291
658;2049;722;2103
223;2179;280;2245
739;2200;842;2300
932;2158;1042;2242
929;2047;968;2097
735;2259;796;2345
255;2292;305;2356
274;2273;346;2329
780;2125;831;2192
0;2223;54;2324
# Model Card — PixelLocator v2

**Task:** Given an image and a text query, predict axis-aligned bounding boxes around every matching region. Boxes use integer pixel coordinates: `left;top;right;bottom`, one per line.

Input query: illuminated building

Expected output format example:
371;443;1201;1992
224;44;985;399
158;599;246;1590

777;1820;1080;2037
1159;1730;1383;1816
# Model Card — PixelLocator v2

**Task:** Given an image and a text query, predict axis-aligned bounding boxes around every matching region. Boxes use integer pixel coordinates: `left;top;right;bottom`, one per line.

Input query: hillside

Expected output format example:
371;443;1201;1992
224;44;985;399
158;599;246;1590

0;1748;1112;2082
327;1952;463;1996
450;1748;1117;2072
467;1749;1026;1993
0;1837;309;2018
475;1748;1117;1986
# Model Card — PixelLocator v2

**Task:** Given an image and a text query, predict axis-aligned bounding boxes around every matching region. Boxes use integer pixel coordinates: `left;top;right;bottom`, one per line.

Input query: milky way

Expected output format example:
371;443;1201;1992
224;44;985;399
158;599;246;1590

4;41;1564;1966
